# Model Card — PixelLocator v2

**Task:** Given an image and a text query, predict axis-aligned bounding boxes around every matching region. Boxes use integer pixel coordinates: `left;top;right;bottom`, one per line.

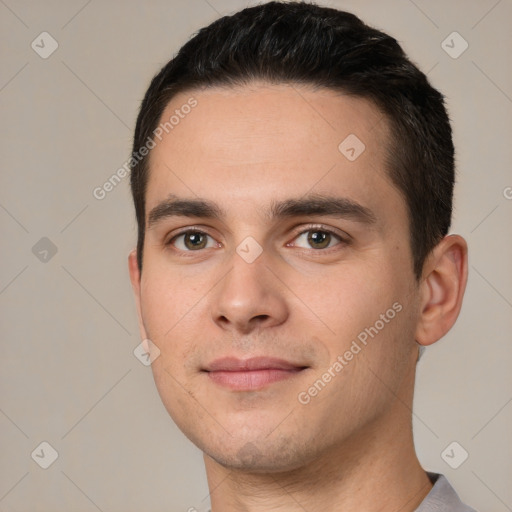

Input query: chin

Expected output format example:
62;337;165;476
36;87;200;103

202;433;321;474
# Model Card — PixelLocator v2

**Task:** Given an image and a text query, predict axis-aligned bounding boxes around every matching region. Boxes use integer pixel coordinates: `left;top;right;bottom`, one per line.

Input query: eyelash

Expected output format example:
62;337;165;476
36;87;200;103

165;225;350;255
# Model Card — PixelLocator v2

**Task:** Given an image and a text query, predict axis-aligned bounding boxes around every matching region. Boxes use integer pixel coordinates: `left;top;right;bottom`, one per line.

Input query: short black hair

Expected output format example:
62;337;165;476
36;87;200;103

130;0;454;278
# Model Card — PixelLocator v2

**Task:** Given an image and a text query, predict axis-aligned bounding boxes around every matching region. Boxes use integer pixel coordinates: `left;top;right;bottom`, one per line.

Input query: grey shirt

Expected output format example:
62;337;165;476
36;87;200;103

415;472;478;511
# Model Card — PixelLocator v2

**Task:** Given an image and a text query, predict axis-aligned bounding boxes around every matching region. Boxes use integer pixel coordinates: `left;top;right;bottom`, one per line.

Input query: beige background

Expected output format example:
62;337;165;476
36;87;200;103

1;1;511;511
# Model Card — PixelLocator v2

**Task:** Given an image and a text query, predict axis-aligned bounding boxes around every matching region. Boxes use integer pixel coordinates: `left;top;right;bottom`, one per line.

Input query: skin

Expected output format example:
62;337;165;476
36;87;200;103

128;82;468;511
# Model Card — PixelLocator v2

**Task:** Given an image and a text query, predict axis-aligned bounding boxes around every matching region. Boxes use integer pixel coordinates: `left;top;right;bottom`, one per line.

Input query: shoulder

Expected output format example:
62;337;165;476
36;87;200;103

415;472;479;512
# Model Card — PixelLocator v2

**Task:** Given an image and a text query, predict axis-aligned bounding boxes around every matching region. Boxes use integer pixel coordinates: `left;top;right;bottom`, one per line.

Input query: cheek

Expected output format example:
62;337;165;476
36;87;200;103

139;264;215;378
140;270;204;414
293;263;402;347
140;275;173;339
139;263;205;338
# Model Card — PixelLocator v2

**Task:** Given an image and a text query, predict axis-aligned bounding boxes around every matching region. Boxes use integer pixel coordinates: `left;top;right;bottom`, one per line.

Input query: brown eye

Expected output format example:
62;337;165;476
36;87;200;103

307;230;332;249
183;232;207;250
169;231;216;251
293;229;343;250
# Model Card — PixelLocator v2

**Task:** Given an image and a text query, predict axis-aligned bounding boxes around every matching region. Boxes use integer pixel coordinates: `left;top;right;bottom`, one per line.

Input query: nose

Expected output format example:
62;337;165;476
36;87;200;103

210;250;289;335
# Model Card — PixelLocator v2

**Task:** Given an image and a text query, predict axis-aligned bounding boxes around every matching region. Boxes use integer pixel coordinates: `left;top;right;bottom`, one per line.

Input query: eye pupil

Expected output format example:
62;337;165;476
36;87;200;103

185;232;207;250
308;231;330;249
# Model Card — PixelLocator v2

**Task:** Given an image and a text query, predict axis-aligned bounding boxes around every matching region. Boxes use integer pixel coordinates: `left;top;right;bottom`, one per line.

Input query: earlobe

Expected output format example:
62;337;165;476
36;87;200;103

415;235;468;347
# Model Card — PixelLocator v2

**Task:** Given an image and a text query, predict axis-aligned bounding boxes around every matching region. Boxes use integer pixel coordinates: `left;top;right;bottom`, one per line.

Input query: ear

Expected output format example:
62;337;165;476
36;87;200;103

415;234;468;346
128;249;148;341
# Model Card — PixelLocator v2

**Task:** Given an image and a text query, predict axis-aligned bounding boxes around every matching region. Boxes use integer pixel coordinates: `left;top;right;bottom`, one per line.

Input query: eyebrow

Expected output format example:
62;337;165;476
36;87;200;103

147;193;377;228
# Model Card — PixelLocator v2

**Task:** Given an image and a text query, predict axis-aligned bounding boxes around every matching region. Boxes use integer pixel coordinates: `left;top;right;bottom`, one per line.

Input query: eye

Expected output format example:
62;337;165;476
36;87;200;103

291;228;345;250
168;230;218;251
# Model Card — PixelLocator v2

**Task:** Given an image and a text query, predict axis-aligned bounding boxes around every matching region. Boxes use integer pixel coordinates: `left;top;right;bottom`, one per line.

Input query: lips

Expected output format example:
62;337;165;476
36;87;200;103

203;356;308;391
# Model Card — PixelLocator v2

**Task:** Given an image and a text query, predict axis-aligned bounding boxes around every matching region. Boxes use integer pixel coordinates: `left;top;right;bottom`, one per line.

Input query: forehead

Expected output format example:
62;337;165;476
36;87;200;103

144;83;400;224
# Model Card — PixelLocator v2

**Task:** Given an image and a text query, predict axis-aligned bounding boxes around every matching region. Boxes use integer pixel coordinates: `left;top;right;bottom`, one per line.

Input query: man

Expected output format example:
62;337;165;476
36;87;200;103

128;2;475;510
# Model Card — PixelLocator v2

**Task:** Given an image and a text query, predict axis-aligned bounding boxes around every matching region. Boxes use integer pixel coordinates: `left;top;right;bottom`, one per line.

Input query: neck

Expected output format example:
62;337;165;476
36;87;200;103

203;368;432;511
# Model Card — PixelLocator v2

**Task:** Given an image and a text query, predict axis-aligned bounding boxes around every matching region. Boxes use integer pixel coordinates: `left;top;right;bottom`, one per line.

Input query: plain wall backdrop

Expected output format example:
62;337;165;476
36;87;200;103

1;1;511;511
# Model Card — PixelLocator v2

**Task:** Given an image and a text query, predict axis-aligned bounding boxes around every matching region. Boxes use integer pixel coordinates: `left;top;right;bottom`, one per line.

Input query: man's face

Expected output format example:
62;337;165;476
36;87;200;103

130;83;421;472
